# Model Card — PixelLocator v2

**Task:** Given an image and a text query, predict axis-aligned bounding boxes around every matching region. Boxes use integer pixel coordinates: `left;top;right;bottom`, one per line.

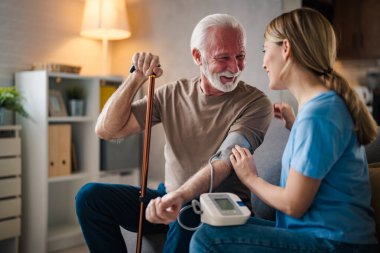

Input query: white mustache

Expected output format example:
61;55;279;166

218;71;241;79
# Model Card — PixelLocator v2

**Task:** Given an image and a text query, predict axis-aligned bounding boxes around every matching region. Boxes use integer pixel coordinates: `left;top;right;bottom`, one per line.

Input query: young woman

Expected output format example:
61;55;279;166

189;8;379;253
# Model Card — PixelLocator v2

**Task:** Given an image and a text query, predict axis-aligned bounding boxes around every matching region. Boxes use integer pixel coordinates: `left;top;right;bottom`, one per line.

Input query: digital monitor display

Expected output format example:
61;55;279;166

215;198;234;210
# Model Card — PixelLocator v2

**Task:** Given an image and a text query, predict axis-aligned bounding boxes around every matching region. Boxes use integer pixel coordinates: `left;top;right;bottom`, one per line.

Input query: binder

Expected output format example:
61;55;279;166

100;85;117;111
48;124;71;177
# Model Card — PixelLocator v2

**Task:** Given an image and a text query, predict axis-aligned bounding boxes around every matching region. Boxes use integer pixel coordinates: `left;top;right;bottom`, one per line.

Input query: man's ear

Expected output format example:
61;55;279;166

192;49;202;65
282;39;291;60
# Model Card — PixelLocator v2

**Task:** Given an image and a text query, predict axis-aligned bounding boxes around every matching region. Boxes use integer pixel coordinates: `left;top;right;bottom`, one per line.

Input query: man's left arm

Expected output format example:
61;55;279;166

145;159;231;224
145;133;252;224
146;93;274;224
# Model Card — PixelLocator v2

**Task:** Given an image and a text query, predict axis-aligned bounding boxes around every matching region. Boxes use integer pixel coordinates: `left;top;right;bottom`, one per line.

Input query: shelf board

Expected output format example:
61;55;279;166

99;167;140;176
48;172;90;183
48;116;93;123
47;71;124;82
0;125;21;131
48;71;94;80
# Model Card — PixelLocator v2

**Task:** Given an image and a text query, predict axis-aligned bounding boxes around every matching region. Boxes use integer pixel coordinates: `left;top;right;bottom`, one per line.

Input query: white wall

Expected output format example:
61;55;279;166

0;0;103;86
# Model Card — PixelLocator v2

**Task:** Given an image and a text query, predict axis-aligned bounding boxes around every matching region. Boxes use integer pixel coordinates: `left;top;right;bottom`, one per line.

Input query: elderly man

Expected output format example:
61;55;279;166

76;13;272;253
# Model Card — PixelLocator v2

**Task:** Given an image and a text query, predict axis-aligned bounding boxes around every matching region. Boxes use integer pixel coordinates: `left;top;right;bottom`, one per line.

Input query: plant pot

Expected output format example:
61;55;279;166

69;99;85;116
0;108;4;125
0;108;11;125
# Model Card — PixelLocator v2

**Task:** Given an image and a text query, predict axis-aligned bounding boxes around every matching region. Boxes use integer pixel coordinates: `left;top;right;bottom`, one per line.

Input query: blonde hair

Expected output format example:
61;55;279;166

264;8;377;145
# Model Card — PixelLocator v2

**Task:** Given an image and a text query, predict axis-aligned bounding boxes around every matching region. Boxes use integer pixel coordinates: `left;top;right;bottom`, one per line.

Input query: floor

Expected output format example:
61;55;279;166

54;244;88;253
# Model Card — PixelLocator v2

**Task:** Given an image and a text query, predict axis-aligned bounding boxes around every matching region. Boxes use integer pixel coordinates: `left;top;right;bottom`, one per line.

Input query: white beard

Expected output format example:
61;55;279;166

201;58;241;93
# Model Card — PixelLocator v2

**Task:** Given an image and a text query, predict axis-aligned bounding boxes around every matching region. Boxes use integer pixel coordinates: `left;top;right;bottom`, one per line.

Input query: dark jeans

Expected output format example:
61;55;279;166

190;217;379;253
75;182;198;253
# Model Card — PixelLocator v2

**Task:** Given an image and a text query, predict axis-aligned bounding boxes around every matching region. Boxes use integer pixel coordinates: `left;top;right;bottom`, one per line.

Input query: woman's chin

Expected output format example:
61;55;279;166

269;82;286;91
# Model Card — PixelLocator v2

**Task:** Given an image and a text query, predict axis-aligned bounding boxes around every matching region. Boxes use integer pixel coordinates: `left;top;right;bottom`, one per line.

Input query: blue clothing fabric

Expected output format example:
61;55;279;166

164;202;200;253
190;217;379;253
190;91;379;253
277;91;377;244
75;182;199;253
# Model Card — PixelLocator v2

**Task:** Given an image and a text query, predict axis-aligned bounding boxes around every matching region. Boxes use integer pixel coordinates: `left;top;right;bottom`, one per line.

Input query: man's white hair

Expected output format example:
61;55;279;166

190;14;246;56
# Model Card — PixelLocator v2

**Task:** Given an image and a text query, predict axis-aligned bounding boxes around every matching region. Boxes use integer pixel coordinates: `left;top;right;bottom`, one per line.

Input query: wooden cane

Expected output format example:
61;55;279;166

136;73;156;253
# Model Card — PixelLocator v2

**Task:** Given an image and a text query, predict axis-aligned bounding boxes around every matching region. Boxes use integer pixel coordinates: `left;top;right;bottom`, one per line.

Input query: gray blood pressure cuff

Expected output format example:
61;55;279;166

211;132;252;167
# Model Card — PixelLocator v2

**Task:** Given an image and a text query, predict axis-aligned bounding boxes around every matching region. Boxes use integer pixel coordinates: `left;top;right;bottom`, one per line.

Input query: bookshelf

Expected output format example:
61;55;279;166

15;71;141;252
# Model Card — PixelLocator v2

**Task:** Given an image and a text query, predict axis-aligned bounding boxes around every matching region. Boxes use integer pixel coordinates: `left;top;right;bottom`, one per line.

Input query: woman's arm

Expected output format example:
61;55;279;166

230;145;321;218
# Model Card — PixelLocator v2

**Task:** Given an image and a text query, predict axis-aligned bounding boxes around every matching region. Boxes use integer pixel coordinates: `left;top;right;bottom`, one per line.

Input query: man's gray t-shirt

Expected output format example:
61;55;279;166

132;77;272;207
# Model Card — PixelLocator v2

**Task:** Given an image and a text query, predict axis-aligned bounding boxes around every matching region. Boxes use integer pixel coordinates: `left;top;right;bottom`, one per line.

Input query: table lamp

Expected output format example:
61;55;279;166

81;0;131;75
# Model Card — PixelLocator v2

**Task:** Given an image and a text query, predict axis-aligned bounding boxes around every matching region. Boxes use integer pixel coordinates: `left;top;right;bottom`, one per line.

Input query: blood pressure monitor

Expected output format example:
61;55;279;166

199;192;251;226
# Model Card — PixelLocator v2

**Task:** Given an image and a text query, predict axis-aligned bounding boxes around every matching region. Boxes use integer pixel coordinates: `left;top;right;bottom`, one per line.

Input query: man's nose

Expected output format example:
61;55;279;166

226;58;239;73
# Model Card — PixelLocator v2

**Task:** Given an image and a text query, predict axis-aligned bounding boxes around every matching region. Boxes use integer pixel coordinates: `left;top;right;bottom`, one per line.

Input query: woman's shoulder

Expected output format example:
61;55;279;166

303;91;348;117
298;91;353;132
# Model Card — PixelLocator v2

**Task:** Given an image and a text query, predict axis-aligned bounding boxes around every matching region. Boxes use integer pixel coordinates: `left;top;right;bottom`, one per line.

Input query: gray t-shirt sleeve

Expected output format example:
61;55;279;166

229;95;273;151
131;97;147;128
131;92;162;129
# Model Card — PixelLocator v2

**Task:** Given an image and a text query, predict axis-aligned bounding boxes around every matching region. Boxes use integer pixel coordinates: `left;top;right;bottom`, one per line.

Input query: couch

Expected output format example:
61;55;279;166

121;119;380;252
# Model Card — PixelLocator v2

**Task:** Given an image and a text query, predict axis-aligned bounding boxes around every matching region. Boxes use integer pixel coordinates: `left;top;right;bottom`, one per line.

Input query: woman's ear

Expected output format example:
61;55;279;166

282;39;292;60
192;49;202;65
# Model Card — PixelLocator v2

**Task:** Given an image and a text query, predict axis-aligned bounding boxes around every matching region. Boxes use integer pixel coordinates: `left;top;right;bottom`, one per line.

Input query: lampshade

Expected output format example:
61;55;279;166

81;0;131;40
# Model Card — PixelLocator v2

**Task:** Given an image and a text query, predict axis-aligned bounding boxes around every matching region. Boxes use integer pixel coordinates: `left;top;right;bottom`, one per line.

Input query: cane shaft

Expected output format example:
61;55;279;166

136;75;156;253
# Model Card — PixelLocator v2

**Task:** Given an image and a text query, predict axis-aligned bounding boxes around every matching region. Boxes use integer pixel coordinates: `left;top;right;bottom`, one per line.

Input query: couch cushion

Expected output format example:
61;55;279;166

252;118;289;220
365;127;380;164
369;163;380;242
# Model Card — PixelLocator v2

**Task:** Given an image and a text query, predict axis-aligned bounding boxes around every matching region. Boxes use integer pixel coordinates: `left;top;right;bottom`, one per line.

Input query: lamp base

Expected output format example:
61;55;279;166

101;38;109;75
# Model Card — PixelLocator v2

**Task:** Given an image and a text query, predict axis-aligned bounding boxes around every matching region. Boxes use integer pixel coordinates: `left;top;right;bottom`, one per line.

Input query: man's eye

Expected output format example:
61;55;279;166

215;57;229;61
237;55;246;60
262;50;266;53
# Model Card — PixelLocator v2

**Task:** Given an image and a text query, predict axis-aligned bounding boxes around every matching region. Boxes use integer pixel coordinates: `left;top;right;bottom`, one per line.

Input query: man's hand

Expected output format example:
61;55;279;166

230;145;258;186
145;191;184;225
273;102;295;130
131;52;163;78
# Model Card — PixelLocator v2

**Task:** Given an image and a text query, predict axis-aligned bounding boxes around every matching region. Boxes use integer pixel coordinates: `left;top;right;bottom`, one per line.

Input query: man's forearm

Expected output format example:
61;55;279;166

95;74;147;139
175;160;232;203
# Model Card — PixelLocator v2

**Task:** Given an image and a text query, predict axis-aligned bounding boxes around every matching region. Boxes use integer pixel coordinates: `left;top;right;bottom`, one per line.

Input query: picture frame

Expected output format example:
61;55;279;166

49;89;67;117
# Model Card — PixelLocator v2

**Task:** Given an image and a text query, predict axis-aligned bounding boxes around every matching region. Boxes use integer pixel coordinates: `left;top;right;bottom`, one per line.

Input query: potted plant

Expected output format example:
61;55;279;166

66;85;86;116
0;87;28;125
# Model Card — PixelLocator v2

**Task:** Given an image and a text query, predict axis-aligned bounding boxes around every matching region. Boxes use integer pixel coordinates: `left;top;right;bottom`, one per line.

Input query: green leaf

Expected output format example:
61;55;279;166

0;86;29;118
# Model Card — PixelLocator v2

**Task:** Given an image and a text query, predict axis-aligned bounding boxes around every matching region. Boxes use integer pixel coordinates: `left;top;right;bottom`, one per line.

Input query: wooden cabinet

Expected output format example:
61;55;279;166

0;125;22;253
15;71;141;252
333;0;380;59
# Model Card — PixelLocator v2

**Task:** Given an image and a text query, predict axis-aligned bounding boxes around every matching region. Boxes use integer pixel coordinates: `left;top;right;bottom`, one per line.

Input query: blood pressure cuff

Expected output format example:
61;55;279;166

211;132;252;167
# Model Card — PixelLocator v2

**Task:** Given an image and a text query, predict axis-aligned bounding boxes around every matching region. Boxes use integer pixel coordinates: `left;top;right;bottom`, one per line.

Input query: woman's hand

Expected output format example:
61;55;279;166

230;145;258;186
273;102;295;130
